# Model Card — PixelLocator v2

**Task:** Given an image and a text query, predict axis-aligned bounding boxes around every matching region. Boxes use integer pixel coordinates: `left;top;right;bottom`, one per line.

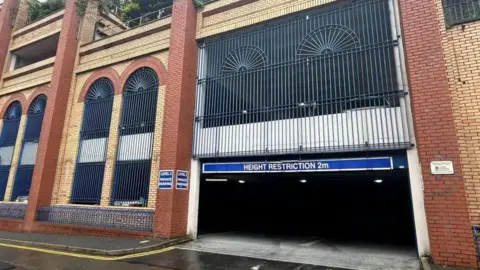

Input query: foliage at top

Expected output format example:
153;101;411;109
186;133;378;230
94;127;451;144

27;0;65;23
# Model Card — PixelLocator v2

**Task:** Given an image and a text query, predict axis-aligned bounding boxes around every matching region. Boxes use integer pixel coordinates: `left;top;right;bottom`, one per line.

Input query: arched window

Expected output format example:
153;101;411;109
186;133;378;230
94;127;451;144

112;67;159;207
11;95;47;201
71;78;114;205
0;101;22;200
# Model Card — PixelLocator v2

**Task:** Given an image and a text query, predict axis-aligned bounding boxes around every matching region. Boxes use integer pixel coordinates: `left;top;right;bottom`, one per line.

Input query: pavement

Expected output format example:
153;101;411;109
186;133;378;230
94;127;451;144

0;245;351;270
0;231;190;256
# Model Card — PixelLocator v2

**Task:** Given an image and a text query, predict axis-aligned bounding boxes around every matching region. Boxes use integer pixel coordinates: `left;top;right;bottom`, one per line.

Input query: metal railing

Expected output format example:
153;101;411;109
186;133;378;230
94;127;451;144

37;206;154;232
102;0;122;18
443;0;480;26
96;5;172;41
125;5;172;28
193;0;411;158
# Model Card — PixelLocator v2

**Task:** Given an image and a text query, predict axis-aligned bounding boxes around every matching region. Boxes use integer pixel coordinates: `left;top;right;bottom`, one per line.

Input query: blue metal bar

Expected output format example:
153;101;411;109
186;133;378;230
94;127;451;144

11;95;46;202
0;101;22;201
112;68;159;207
71;78;114;205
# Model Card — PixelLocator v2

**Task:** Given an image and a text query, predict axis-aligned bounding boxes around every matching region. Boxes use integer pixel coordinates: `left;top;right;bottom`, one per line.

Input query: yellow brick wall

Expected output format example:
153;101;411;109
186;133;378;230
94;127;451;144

10;16;63;51
52;52;169;209
196;0;336;39
0;65;53;95
77;19;171;74
436;0;480;225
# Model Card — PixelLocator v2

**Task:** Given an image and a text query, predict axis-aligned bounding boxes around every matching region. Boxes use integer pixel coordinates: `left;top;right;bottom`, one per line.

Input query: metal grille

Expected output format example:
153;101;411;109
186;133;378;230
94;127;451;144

71;78;114;205
37;206;154;232
443;0;480;26
112;68;159;207
193;0;410;158
11;95;46;202
0;102;22;200
0;203;26;219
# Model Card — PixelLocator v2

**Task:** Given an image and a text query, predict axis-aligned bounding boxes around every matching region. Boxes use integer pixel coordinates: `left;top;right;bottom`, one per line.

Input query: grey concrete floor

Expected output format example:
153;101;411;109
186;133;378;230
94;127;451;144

179;232;420;270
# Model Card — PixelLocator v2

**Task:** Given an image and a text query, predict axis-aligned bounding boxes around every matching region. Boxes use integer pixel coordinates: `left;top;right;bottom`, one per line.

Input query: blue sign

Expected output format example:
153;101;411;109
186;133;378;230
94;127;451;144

203;157;394;174
159;170;173;189
176;170;189;190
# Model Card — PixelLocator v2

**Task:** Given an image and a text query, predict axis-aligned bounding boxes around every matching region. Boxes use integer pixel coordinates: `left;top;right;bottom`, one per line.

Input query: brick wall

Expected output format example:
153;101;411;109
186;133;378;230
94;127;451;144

0;0;16;82
10;11;63;50
154;0;197;238
196;0;337;38
51;53;168;206
436;6;480;228
24;0;81;230
398;0;478;267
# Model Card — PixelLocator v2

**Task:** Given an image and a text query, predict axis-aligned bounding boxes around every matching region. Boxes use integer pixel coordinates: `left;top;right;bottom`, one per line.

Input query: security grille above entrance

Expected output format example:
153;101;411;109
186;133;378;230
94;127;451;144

193;0;412;158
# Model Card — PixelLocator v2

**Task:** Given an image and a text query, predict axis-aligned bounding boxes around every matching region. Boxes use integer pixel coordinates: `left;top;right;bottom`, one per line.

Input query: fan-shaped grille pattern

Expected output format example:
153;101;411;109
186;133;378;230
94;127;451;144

221;46;267;74
4;102;22;120
124;68;159;94
297;25;360;58
28;95;47;116
86;78;114;102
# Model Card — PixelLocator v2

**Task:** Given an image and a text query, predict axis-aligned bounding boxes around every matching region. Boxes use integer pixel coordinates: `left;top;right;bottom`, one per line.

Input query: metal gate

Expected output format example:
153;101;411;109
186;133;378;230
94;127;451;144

0;102;22;200
193;0;411;158
11;95;47;201
111;67;159;207
71;78;114;205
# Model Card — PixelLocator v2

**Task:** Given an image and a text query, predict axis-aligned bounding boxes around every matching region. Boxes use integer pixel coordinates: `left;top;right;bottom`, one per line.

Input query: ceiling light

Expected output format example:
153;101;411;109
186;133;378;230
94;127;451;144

374;179;383;184
300;179;307;183
206;178;228;182
238;180;245;184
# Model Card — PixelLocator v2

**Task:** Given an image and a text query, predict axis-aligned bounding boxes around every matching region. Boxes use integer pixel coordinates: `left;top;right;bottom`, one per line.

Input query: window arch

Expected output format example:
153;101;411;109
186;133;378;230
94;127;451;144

11;95;47;201
71;78;114;205
112;67;159;207
0;101;22;201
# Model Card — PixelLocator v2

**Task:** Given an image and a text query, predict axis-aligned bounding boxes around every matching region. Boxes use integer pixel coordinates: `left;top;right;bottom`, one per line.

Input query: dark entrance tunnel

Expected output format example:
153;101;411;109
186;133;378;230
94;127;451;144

198;170;416;247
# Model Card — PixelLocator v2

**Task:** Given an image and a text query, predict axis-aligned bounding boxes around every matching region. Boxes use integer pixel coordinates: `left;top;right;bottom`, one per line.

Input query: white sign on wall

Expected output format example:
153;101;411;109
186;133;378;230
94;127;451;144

430;161;454;175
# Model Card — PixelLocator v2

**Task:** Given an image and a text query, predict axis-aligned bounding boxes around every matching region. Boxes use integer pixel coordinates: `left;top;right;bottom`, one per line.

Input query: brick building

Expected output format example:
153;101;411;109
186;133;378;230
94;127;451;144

0;0;477;268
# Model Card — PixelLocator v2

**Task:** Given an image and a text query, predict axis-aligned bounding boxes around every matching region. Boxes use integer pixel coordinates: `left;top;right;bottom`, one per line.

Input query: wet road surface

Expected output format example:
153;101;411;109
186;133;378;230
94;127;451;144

0;246;350;270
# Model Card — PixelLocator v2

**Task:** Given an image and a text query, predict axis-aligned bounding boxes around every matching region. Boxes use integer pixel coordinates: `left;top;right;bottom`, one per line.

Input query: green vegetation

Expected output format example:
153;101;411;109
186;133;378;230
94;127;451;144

27;0;65;23
119;0;170;21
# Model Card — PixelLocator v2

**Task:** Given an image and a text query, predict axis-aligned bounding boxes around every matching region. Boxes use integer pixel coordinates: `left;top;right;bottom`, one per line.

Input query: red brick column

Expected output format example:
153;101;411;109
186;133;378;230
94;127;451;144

24;0;80;230
154;0;197;238
0;0;16;81
399;0;478;267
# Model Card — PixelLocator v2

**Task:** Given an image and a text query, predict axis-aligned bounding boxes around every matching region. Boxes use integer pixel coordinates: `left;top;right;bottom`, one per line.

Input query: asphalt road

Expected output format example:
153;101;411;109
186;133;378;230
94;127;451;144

0;246;349;270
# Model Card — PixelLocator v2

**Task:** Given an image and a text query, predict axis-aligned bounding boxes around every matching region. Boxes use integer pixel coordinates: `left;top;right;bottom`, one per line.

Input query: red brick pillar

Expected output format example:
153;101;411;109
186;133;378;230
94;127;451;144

24;1;80;230
399;0;478;267
154;0;197;238
0;0;16;81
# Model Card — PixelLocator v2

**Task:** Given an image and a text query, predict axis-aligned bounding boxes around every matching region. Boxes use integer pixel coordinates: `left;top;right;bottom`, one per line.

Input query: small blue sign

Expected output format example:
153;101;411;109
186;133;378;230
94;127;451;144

203;157;394;174
159;170;173;189
176;170;189;190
